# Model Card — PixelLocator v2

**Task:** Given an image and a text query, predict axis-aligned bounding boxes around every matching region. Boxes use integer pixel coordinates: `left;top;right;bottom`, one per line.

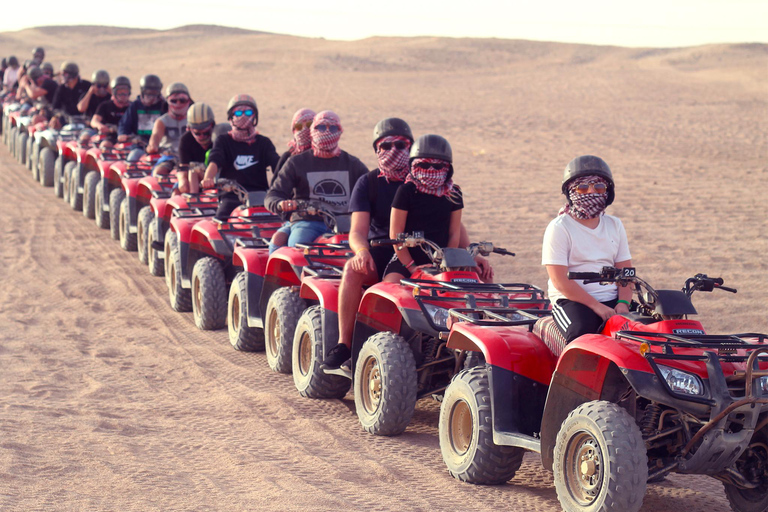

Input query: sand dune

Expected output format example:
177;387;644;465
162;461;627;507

1;25;767;510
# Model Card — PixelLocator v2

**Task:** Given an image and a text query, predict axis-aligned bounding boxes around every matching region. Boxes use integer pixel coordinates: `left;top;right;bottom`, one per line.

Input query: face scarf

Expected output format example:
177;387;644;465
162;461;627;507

376;136;411;182
287;108;315;155
168;94;190;119
406;157;454;197
229;111;258;144
310;110;342;158
560;175;609;219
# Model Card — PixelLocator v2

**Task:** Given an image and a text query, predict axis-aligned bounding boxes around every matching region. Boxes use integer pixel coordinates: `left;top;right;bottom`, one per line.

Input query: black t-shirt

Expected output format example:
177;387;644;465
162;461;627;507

208;133;279;191
94;100;128;127
391;181;463;249
52;79;91;117
349;170;403;240
84;92;110;119
178;131;208;170
40;78;57;104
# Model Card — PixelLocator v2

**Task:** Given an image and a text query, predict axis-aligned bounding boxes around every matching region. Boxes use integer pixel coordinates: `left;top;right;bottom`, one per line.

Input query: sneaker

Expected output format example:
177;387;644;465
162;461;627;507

322;343;351;369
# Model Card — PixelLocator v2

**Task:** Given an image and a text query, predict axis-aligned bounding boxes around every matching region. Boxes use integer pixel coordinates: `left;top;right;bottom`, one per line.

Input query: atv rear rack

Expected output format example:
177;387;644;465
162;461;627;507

173;207;218;219
303;264;344;279
401;279;549;309
294;242;351;267
448;307;552;328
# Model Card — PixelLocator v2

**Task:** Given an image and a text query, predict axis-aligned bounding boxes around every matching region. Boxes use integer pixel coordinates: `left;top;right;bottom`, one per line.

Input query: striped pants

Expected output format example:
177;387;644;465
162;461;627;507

552;298;619;343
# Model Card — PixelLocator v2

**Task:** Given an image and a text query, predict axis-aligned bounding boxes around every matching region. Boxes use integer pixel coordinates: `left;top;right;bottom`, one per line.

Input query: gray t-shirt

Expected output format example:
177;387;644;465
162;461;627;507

157;113;187;155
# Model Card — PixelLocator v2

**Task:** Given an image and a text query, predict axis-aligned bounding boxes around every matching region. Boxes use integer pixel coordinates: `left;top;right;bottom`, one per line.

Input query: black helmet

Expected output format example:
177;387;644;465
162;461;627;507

226;94;258;123
1;58;6;68
139;74;162;93
165;82;189;97
27;66;43;81
187;103;215;130
8;56;19;67
372;117;414;150
91;69;110;86
61;61;79;77
410;134;453;180
32;47;45;58
41;62;53;75
561;155;615;206
111;75;131;91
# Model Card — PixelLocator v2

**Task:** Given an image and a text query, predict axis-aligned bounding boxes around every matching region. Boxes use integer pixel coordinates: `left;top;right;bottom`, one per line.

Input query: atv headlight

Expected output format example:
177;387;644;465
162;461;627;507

658;365;703;396
758;376;768;395
424;303;450;329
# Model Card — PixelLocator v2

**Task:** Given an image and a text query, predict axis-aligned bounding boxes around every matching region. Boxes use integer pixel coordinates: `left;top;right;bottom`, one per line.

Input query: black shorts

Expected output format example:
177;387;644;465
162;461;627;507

552;298;619;343
370;244;395;281
382;249;431;279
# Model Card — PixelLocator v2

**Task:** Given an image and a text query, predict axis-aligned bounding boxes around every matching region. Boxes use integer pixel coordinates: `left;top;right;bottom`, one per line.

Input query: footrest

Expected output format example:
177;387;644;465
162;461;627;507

322;366;352;379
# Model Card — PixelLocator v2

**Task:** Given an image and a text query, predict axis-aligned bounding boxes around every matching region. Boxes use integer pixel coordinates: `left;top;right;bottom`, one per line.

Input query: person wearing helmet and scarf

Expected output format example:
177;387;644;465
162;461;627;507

91;76;132;145
274;107;316;175
264;110;368;253
118;74;168;143
178;103;216;194
200;94;279;220
542;155;633;343
76;69;111;120
146;82;192;155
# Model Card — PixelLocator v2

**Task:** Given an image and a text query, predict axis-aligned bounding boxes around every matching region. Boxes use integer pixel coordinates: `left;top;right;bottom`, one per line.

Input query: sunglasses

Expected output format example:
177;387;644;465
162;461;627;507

233;109;254;117
115;92;130;98
142;92;160;98
575;182;608;195
314;124;339;133
96;84;108;89
378;141;409;151
293;121;312;131
415;161;449;171
169;97;189;105
191;128;212;136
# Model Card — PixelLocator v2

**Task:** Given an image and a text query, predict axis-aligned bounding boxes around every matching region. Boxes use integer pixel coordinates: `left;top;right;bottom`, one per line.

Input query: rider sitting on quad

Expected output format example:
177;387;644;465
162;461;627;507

91;76;131;146
146;82;192;156
31;47;45;67
200;94;279;220
276;107;316;174
264;110;368;253
51;62;91;122
2;56;20;94
177;102;215;194
16;66;57;104
40;62;54;81
118;74;168;143
76;70;111;121
542;154;633;343
322;122;493;369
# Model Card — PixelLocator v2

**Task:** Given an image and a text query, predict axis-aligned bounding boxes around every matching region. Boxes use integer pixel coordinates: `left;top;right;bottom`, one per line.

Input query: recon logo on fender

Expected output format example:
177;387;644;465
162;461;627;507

234;155;257;170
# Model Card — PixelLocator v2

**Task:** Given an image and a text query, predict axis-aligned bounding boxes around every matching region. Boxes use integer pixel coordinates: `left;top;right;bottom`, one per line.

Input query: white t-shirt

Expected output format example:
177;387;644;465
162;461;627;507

3;68;19;91
542;213;632;303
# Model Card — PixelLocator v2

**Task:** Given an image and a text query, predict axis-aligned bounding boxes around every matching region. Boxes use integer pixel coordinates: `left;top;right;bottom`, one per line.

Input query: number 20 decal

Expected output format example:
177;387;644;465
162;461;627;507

621;267;636;277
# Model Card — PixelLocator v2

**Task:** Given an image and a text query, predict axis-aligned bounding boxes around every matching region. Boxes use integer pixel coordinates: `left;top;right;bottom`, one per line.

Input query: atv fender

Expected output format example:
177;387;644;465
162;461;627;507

299;275;341;312
232;246;270;328
258;252;306;327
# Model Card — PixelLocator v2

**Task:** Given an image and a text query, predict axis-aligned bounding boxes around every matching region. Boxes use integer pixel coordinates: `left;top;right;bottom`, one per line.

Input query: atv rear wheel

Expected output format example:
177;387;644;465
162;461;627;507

17;132;27;165
137;206;153;264
82;171;99;219
25;135;34;171
292;305;350;398
53;156;66;198
94;180;109;229
69;164;83;211
165;231;192;312
146;218;164;276
62;161;75;204
191;256;227;330
119;197;137;251
40;147;55;187
264;287;305;373
109;188;125;241
439;366;525;484
723;427;768;512
554;400;648;512
354;331;417;436
227;272;264;351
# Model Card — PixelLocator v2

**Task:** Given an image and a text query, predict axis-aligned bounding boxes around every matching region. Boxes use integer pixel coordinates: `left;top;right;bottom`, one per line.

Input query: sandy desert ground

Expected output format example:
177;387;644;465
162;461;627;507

0;25;767;511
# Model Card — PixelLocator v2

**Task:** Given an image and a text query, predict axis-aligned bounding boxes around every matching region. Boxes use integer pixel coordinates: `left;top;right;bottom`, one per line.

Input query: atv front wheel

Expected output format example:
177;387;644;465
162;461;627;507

53;155;66;197
227;272;264;351
109;188;125;241
264;287;305;373
62;161;76;204
94;180;109;229
118;197;137;251
554;400;648;512
25;135;34;171
82;171;99;219
292;305;350;398
165;231;191;312
17;132;27;165
69;164;83;211
137;206;153;264
723;426;768;512
40;147;56;188
146;217;164;276
439;366;525;484
191;256;227;330
354;331;417;436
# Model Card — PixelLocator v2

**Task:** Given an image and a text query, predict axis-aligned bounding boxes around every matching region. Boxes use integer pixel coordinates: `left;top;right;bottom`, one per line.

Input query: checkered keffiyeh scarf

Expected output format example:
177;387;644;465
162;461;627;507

559;175;609;219
229;113;258;144
406;158;454;197
376;136;410;182
287;108;315;155
311;110;343;158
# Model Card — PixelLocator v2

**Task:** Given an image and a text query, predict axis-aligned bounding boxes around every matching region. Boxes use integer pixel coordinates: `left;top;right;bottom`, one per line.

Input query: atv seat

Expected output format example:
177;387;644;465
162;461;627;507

533;316;567;358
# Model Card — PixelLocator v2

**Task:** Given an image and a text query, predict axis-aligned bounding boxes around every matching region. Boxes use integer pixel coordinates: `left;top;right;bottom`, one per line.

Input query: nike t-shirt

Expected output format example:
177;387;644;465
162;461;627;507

207;132;280;191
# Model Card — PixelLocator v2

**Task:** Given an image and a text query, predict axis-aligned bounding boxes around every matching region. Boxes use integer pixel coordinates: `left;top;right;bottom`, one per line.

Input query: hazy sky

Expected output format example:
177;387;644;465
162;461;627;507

2;0;767;48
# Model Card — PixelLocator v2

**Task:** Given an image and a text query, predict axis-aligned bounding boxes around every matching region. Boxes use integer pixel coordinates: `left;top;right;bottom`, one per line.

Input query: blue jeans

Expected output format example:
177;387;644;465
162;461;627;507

268;220;328;254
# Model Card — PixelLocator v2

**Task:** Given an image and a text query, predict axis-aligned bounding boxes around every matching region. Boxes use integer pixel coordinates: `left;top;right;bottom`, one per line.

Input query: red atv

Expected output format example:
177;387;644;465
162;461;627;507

321;234;550;436
227;204;350;371
438;267;767;512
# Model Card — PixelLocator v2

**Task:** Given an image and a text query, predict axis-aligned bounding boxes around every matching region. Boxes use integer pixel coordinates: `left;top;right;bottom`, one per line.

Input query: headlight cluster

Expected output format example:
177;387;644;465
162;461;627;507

658;364;704;396
424;304;450;329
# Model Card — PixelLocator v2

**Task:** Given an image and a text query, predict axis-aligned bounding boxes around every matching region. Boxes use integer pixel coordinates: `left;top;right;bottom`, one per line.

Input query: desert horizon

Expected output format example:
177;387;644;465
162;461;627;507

1;24;767;511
